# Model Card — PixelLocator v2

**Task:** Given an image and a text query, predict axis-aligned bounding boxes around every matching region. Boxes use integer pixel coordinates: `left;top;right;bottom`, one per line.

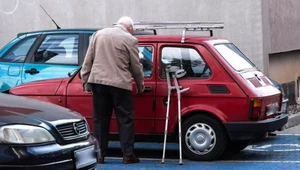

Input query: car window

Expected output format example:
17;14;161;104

138;46;153;78
34;34;79;65
160;46;211;78
214;43;255;71
0;37;37;63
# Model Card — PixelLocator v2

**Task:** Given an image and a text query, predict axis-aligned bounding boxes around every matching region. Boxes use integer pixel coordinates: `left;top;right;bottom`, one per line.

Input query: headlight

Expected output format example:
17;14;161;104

0;125;55;144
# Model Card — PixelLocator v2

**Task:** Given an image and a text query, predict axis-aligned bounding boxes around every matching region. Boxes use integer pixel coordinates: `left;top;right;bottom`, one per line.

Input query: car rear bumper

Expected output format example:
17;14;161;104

0;135;99;170
224;113;288;141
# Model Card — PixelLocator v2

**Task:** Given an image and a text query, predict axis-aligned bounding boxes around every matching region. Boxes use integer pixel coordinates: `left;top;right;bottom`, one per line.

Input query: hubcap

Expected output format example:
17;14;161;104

185;123;216;155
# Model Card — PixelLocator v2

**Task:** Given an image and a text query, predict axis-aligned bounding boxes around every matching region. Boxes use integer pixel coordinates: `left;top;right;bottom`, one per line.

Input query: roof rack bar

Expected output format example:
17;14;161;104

132;21;224;42
113;21;224;42
134;21;224;30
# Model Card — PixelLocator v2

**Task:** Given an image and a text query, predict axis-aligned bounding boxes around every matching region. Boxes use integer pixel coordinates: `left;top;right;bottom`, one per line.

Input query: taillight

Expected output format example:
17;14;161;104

249;98;262;120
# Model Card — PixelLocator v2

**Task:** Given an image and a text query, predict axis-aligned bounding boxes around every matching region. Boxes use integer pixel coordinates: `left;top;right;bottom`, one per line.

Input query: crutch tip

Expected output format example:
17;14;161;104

179;162;183;165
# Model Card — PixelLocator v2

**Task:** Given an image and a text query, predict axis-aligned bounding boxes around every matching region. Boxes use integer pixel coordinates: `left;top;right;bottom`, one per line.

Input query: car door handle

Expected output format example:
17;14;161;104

25;68;40;75
144;86;153;92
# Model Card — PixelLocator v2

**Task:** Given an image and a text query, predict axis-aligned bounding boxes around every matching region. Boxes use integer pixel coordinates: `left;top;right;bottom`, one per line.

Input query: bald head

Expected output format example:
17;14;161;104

117;16;134;34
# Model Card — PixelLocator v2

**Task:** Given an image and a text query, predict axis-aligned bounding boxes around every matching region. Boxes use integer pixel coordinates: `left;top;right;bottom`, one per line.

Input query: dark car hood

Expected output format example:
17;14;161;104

0;93;83;126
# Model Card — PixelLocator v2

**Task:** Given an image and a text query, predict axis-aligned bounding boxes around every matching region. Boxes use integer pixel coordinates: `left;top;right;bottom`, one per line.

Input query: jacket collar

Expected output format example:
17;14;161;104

114;25;129;33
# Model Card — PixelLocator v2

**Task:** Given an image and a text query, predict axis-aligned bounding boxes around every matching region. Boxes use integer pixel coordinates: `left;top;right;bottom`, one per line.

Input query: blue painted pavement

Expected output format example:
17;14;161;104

96;134;300;170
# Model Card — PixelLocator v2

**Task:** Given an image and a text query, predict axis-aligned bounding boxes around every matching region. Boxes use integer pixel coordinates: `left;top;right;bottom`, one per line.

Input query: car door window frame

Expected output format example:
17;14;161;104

159;45;212;79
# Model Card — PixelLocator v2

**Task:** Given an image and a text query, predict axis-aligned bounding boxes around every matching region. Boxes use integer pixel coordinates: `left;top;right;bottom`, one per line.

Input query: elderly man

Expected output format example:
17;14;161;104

81;16;144;164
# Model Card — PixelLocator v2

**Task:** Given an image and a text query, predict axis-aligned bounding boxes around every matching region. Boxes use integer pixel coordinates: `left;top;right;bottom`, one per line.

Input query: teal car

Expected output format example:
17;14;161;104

0;28;153;92
0;29;98;92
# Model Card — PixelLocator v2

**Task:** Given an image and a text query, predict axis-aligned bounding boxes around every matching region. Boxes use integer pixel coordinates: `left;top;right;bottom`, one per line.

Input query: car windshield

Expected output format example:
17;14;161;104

214;43;255;71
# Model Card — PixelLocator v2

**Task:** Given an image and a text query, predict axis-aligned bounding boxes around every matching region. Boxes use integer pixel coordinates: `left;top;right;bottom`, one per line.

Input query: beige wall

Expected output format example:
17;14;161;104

269;0;300;53
268;0;300;103
269;51;300;84
269;50;300;103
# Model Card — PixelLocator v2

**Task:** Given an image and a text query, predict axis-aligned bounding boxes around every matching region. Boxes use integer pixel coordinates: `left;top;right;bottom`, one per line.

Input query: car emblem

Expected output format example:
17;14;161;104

73;123;81;135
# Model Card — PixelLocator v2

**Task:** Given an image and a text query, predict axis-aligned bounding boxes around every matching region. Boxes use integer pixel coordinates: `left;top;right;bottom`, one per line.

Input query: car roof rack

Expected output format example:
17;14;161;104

133;21;224;43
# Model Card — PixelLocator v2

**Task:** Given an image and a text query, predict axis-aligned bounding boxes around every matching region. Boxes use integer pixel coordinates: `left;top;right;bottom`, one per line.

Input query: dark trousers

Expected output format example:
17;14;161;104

91;83;135;157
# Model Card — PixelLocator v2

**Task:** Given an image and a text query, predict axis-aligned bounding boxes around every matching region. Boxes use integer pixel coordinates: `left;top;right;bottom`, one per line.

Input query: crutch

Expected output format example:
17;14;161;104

161;66;176;164
172;69;190;165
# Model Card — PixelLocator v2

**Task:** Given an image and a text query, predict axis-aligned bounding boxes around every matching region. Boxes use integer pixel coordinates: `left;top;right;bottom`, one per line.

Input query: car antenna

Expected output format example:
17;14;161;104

39;4;61;29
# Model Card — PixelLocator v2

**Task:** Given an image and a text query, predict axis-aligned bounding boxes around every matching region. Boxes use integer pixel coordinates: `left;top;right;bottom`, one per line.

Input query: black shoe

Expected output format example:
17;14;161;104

98;156;105;164
268;132;277;136
122;154;140;164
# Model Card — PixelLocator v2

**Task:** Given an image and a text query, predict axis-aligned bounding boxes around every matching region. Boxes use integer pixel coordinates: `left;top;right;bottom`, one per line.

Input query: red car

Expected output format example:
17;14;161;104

9;22;288;161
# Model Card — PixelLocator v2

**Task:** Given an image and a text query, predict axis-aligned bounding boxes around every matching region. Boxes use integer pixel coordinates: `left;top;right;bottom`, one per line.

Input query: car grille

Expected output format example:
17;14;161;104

56;120;89;140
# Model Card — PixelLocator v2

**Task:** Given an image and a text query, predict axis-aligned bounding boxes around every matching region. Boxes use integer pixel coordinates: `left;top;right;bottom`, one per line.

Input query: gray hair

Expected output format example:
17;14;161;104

117;16;134;26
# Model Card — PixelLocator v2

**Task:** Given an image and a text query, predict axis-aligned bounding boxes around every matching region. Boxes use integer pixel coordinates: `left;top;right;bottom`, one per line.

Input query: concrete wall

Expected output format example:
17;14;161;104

269;50;300;104
269;0;300;53
0;0;266;71
268;0;300;103
269;51;300;84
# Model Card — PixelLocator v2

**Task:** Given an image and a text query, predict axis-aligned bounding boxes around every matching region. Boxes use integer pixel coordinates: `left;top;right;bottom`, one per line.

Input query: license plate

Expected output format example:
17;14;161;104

74;146;97;169
281;102;287;113
281;98;288;113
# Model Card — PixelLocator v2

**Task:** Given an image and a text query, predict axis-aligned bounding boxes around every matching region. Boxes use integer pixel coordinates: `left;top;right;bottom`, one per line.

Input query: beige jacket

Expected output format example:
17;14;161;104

81;26;144;92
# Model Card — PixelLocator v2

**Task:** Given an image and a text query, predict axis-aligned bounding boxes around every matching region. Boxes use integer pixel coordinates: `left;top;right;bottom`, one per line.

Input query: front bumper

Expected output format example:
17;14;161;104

0;135;99;170
224;113;288;141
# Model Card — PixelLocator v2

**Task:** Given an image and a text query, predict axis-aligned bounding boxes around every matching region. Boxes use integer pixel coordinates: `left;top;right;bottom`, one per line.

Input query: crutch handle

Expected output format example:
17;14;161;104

179;87;190;93
169;86;176;90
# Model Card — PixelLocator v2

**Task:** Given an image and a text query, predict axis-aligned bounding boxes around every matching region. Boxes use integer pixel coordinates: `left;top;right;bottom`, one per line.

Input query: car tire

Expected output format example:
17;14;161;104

225;140;251;152
182;114;227;161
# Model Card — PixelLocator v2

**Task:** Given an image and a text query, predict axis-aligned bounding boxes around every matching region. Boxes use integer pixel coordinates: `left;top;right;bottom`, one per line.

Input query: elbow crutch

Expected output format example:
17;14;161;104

162;66;176;164
172;69;190;165
162;66;190;165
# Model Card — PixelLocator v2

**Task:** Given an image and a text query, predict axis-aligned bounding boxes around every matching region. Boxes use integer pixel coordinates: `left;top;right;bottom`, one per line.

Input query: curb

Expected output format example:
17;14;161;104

283;113;300;129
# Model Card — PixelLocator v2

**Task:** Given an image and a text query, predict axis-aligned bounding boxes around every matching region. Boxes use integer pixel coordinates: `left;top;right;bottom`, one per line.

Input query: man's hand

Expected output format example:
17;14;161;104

137;84;145;94
85;90;93;94
83;83;93;94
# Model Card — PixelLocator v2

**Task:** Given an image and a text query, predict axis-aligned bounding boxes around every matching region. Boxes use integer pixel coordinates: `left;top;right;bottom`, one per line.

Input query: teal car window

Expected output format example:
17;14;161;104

0;37;37;62
34;34;79;65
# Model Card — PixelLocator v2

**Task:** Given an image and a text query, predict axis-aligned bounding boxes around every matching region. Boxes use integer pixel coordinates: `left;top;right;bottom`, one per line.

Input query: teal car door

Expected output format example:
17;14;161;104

0;36;38;92
22;34;80;84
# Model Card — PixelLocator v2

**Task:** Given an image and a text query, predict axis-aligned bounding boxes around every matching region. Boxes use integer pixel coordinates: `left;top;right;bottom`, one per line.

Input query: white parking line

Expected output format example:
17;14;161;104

277;134;300;136
246;143;300;152
219;160;300;163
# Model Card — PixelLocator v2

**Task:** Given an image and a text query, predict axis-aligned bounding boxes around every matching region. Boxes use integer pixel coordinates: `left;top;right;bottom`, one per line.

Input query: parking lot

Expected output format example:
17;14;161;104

96;133;300;170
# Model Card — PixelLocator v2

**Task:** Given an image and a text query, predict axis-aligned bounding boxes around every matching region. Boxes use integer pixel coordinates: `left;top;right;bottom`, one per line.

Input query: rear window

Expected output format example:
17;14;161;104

214;43;255;71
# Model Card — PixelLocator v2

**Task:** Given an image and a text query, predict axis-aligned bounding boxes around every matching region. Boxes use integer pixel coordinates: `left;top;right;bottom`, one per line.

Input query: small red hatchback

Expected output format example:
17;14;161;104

9;22;288;161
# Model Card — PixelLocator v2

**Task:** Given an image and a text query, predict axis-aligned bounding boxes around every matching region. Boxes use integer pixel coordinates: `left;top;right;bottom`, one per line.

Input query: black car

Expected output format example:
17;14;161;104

270;79;289;114
0;93;98;170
